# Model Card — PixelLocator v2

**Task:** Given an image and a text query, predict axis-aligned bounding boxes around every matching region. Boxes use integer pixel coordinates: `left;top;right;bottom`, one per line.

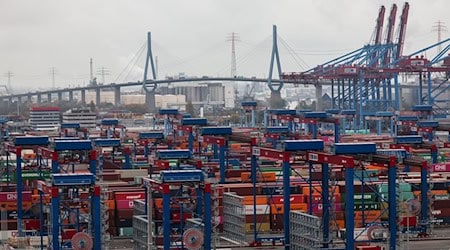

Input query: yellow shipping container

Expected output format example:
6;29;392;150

245;222;271;233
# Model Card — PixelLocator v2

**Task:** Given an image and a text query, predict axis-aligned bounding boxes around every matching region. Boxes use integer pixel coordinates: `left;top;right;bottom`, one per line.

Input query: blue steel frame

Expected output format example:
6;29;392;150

138;131;165;160
142;176;212;250
306;148;401;249
49;178;101;250
175;118;208;154
251;147;291;248
47;140;100;249
9;136;50;237
241;101;257;127
251;140;324;249
306;151;355;249
201;136;227;183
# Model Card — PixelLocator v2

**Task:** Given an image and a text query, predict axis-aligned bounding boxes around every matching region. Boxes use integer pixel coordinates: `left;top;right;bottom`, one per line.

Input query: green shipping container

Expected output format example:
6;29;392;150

354;202;381;211
342;193;378;203
119;227;134;236
11;170;51;181
378;183;411;193
380;192;414;202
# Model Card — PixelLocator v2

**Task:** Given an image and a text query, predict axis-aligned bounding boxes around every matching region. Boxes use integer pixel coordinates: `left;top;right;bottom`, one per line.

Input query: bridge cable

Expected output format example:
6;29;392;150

278;35;310;70
214;35;272;76
153;40;228;76
123;44;147;82
113;41;146;83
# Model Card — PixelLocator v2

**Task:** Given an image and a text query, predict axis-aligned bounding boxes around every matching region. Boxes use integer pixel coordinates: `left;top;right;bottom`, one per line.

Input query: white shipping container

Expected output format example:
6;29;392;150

244;205;270;215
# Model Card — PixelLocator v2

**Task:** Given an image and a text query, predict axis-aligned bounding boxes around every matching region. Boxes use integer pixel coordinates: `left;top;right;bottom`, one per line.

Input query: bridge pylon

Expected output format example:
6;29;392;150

142;32;158;111
267;25;285;109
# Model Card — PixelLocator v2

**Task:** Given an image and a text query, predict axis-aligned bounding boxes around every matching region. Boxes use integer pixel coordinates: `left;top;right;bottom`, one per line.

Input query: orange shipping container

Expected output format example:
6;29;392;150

354;218;380;227
302;186;340;195
241;172;276;182
432;190;448;195
32;194;51;204
1;201;32;211
154;198;163;209
270;203;307;215
105;200;115;210
333;219;345;229
354;210;382;221
243;196;268;205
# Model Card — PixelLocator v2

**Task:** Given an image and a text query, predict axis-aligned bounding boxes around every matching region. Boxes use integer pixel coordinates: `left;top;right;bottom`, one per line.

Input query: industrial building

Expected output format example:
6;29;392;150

28;107;60;131
62;108;97;128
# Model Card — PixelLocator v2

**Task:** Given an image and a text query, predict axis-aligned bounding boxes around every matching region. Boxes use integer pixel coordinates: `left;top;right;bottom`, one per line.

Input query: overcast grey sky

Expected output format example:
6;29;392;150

0;0;448;93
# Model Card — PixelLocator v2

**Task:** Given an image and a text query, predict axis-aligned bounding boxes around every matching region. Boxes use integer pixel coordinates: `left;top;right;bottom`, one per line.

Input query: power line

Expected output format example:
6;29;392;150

227;32;240;77
432;20;447;54
90;58;94;81
97;67;111;84
4;71;14;94
49;67;58;89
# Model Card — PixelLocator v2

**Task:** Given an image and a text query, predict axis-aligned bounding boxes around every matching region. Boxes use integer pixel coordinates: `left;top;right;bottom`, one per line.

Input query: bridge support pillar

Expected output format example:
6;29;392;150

58;92;62;103
315;83;323;111
114;86;121;106
37;95;42;104
146;92;156;111
27;95;32;103
269;90;283;109
81;90;86;104
68;91;73;102
47;93;52;103
96;89;101;106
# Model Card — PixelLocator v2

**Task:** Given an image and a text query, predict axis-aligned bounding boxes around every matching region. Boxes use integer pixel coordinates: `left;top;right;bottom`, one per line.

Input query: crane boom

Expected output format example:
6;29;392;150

374;5;386;45
383;4;398;66
396;2;410;60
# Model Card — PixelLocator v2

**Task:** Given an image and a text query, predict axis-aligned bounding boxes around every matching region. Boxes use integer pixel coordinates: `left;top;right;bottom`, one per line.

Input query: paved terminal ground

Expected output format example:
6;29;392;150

107;238;450;250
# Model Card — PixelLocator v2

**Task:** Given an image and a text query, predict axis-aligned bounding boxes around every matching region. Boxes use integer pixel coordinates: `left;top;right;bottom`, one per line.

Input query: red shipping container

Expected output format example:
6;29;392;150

212;185;225;197
311;202;343;213
172;213;192;222
62;229;77;240
432;208;450;217
214;215;224;225
431;163;450;172
24;219;40;230
114;191;146;201
356;246;382;250
433;200;450;209
116;209;134;219
269;194;305;204
214;197;223;207
270;214;284;231
400;216;417;227
116;200;135;210
107;226;117;236
0;191;32;202
78;192;90;200
308;193;341;203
